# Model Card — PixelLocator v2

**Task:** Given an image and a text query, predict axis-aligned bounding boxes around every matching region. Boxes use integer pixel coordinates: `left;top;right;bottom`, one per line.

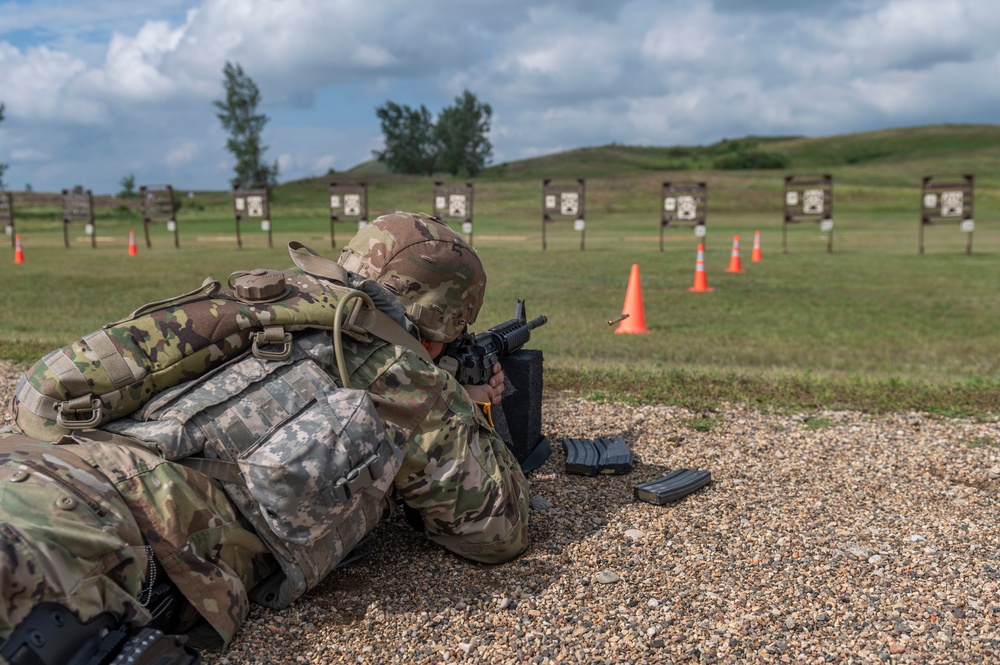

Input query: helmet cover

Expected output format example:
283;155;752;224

338;211;486;342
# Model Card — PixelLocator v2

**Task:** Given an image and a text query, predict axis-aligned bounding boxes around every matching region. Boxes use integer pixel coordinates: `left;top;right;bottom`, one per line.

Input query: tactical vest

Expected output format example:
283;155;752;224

8;243;432;609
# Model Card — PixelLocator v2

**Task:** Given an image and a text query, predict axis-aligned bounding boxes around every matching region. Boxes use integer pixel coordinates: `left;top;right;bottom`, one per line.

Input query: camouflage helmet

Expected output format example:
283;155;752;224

338;211;486;343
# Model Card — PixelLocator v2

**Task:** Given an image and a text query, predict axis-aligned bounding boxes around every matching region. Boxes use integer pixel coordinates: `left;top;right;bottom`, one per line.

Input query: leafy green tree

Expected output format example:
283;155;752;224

213;62;279;187
373;101;436;175
434;90;493;177
0;103;8;191
118;173;137;198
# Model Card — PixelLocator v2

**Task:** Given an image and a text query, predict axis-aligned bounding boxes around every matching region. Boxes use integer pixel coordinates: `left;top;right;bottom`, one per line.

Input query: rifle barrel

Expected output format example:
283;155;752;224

526;315;547;330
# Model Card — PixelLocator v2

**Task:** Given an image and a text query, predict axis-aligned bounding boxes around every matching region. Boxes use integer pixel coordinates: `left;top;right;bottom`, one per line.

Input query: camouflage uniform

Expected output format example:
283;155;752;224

0;431;275;651
348;334;528;562
0;212;529;653
337;212;528;560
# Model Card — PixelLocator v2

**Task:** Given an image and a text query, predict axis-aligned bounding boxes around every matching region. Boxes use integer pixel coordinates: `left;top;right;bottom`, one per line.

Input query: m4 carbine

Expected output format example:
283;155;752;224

438;300;547;385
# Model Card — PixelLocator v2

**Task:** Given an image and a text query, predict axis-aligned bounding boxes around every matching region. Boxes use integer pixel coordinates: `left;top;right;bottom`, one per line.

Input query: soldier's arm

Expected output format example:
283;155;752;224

394;374;529;564
358;344;528;563
359;347;526;563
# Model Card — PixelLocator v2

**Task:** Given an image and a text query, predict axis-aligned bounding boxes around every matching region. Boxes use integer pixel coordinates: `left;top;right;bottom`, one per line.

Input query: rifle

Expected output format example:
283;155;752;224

438;300;547;385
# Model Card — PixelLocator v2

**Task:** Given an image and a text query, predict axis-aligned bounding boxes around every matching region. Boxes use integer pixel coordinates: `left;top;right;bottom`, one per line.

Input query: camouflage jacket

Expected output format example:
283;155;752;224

349;336;529;563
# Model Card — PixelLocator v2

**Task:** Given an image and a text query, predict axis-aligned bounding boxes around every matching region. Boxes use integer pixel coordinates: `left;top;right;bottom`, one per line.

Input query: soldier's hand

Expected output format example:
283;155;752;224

463;363;505;405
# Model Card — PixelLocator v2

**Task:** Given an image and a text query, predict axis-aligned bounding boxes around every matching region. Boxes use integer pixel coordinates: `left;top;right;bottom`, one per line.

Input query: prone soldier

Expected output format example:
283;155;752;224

0;212;529;663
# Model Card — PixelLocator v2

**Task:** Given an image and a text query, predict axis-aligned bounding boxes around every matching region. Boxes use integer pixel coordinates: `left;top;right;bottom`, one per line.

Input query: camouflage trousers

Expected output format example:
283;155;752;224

0;438;150;640
0;434;275;650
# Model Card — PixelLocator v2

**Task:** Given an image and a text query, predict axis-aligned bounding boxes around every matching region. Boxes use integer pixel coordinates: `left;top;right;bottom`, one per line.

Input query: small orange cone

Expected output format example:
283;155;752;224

725;235;745;273
751;230;762;262
128;230;138;256
688;243;714;292
615;263;650;334
13;234;24;264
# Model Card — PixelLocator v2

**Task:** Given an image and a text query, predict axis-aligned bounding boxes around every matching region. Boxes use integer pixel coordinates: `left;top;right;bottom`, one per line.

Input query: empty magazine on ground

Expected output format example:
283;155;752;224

562;437;633;476
634;469;712;505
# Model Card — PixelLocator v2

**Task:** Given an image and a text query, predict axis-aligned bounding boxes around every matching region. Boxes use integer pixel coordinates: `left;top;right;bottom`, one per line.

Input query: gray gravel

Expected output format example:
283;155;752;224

3;362;999;664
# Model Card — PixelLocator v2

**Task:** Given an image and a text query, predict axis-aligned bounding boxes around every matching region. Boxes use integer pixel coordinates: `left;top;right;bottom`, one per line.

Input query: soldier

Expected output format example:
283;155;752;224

0;212;528;662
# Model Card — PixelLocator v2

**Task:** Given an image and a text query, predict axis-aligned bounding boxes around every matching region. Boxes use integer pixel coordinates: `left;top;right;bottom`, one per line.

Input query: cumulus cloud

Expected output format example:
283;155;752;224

165;139;200;166
1;0;998;192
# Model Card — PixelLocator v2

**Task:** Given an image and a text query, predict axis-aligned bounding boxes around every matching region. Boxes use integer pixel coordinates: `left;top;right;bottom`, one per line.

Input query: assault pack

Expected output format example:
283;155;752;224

9;242;432;609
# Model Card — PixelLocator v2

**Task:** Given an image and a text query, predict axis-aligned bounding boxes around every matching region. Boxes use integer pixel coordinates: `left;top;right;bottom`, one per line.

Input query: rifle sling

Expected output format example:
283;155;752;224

356;307;432;364
287;241;432;364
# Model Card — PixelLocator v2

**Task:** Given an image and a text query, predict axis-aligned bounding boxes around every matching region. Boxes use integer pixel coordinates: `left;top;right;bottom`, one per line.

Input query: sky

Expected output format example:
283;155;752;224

0;0;998;194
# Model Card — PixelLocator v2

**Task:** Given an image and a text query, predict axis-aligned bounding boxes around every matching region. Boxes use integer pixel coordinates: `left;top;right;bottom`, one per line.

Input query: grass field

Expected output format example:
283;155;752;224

2;124;998;416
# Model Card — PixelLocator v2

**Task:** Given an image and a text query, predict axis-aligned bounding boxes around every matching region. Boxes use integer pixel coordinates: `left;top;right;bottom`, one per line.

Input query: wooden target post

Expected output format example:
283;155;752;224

233;183;272;249
920;175;974;255
0;192;14;248
61;188;96;249
783;174;833;254
329;181;368;248
433;181;474;244
542;178;586;250
660;181;707;251
139;184;179;248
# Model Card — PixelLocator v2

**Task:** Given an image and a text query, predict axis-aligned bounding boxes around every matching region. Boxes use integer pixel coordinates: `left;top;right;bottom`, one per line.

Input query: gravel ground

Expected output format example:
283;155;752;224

3;361;999;664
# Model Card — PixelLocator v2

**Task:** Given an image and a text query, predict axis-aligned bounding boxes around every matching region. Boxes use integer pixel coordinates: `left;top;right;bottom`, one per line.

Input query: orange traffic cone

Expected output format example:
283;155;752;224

615;263;650;334
751;230;762;262
13;234;24;264
128;230;138;256
725;235;745;273
689;244;714;292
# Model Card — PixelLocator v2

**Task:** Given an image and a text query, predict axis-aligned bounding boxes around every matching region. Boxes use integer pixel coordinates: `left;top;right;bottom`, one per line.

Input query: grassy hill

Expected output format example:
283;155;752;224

11;122;1000;218
269;122;1000;217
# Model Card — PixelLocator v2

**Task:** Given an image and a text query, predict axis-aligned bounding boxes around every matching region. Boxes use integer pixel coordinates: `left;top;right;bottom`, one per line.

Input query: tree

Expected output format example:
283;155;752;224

119;173;137;198
0;103;8;191
434;90;493;177
373;101;436;175
374;91;494;177
213;62;279;187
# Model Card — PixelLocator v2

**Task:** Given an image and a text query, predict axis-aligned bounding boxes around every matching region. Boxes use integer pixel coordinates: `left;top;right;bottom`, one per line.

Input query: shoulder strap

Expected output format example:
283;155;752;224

358;308;432;363
287;241;350;285
288;242;432;364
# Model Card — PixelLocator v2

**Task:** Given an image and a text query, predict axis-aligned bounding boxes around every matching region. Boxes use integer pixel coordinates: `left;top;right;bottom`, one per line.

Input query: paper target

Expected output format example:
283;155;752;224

561;192;579;216
677;196;697;220
940;191;963;217
449;194;467;217
247;196;264;217
803;189;824;214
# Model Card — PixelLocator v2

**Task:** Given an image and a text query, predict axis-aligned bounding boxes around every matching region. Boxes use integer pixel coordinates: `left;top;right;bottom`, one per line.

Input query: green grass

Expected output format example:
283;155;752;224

2;124;999;417
967;436;997;448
